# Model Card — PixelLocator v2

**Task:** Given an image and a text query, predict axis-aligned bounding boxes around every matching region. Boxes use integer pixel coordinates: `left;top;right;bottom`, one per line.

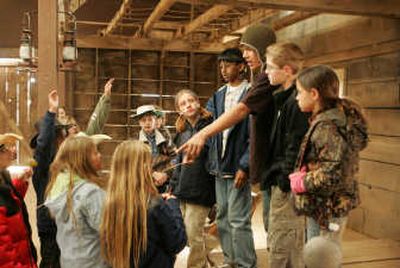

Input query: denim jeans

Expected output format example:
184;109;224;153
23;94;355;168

307;217;321;241
215;177;257;268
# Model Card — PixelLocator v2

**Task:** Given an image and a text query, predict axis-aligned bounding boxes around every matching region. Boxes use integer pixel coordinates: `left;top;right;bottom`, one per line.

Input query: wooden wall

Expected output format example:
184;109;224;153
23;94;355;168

73;48;219;168
0;66;40;252
277;14;400;239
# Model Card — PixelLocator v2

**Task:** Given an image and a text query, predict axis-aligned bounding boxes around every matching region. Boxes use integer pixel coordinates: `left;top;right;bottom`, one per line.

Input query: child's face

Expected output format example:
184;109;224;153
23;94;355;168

265;57;288;86
296;81;317;113
89;147;102;171
177;93;200;119
139;114;156;134
57;107;66;118
219;61;243;83
0;144;16;168
242;47;262;71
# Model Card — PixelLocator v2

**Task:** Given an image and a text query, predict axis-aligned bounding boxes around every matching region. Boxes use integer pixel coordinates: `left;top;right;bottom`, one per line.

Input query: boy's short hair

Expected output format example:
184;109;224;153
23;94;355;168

218;48;245;63
266;42;304;74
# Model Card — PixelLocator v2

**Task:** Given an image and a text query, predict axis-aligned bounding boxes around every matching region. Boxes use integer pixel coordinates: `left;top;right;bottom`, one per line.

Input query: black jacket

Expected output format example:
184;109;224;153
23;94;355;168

32;111;58;235
262;85;309;192
135;197;187;268
171;117;215;207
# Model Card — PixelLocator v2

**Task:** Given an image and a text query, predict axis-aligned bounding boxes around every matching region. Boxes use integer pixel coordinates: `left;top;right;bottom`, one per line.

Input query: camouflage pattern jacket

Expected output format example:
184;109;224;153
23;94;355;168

293;99;368;228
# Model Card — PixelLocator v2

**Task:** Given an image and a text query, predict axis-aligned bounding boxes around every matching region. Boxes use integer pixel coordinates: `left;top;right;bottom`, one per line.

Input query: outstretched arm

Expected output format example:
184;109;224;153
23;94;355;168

178;102;250;160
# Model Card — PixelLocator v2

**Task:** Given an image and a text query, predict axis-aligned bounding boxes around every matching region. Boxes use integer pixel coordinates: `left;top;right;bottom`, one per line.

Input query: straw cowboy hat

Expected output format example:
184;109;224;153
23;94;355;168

75;132;112;144
130;105;157;119
0;133;23;149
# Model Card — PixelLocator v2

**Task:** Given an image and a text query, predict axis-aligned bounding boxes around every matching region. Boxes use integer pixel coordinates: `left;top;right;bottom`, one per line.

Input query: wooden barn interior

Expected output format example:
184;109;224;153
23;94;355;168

0;0;399;267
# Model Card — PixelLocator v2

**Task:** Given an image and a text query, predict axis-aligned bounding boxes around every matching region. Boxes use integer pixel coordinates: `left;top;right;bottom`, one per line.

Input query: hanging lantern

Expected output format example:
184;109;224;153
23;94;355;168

19;12;32;62
62;22;78;63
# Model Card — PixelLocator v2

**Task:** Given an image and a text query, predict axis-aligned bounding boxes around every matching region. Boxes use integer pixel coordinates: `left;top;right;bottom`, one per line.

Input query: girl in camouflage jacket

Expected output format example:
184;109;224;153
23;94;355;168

290;65;368;247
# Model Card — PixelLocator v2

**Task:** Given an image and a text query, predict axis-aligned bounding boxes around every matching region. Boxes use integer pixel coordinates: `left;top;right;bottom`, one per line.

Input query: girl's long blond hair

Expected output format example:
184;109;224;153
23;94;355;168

46;136;105;214
100;140;158;268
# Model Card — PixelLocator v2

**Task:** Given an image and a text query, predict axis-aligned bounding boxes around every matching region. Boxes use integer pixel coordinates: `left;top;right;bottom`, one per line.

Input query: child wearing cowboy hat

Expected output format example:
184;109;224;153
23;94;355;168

0;133;38;268
132;105;175;193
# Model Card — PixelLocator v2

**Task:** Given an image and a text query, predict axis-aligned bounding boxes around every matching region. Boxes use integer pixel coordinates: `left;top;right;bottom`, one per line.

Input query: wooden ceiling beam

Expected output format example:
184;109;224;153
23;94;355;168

190;0;400;18
100;0;132;36
178;4;234;37
69;0;87;13
212;8;277;41
272;11;318;31
141;0;177;37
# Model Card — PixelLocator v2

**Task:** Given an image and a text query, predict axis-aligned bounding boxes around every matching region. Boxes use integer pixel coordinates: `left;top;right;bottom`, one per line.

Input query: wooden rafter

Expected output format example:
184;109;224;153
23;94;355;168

189;0;400;18
272;11;317;31
141;0;177;37
69;0;87;13
213;8;278;41
100;0;132;36
178;4;234;37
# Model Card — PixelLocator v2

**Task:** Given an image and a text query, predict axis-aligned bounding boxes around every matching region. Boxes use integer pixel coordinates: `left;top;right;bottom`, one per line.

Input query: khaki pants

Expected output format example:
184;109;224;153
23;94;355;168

181;201;210;268
268;186;305;268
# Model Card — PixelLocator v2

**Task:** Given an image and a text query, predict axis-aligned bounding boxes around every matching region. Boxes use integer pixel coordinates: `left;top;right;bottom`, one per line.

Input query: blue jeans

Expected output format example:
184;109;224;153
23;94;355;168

306;217;320;241
215;177;257;268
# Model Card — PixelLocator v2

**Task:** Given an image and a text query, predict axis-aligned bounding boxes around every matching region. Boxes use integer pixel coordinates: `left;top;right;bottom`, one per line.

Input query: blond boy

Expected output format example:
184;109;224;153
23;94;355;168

263;42;308;267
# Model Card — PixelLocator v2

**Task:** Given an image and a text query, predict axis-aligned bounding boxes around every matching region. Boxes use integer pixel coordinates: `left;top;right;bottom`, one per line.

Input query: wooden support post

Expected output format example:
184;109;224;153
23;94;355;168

38;0;58;119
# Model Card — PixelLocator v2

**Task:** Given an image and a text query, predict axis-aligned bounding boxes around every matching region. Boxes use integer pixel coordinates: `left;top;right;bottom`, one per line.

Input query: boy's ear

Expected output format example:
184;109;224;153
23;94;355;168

310;88;320;100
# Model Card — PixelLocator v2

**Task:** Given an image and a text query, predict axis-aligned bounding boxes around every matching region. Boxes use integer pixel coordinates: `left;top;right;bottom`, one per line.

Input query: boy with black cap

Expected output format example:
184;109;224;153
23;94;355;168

206;48;256;268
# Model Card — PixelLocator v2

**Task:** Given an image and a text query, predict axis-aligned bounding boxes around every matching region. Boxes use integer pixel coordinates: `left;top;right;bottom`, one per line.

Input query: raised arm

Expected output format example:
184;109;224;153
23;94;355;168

85;78;114;135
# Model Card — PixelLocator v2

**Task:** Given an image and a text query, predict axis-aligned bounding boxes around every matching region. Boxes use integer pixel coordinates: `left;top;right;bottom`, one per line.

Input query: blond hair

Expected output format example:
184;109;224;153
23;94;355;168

266;42;304;74
174;89;211;133
100;140;158;268
46;136;105;215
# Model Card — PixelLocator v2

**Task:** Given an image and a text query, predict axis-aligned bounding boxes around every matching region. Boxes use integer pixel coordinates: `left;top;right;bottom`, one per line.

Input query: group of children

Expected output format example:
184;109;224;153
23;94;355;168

0;23;368;268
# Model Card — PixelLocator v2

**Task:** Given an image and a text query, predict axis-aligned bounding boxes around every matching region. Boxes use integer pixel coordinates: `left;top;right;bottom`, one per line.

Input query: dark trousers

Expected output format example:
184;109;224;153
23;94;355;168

39;234;60;268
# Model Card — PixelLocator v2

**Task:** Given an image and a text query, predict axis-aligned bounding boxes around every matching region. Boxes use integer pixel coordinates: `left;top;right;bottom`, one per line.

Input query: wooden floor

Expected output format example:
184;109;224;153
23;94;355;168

203;229;400;268
175;203;400;268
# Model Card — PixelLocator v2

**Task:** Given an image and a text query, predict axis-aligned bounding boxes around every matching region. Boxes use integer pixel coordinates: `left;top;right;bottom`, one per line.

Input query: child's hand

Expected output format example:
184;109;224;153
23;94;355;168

153;171;168;186
104;78;114;96
161;193;176;200
48;90;59;113
234;169;247;189
289;166;306;194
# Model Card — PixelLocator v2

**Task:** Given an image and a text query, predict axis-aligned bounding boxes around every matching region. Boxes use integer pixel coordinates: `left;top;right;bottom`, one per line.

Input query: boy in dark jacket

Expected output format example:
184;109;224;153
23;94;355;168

206;48;256;268
263;42;308;268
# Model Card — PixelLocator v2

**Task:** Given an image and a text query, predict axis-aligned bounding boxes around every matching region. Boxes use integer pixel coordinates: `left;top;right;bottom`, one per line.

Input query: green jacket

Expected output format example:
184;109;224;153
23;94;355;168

85;94;111;135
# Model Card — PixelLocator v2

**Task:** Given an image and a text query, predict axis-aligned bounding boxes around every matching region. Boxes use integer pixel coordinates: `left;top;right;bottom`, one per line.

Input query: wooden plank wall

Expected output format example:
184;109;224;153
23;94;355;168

73;48;219;168
277;14;400;239
0;66;40;252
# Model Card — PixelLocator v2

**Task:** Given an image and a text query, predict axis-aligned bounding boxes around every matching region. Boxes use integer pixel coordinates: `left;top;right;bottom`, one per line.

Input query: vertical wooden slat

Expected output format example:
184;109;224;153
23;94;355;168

38;0;58;119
